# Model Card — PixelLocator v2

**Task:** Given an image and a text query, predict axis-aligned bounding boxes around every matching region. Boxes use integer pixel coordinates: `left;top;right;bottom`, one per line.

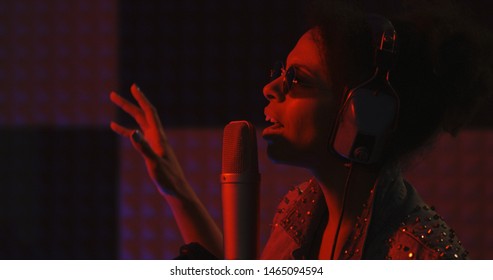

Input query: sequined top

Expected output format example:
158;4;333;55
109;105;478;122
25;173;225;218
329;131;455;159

260;170;468;260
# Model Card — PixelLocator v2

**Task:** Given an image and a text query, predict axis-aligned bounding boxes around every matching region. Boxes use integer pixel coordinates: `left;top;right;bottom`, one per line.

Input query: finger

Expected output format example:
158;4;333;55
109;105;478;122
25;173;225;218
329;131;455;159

130;84;163;128
130;83;153;112
110;91;148;128
110;121;134;137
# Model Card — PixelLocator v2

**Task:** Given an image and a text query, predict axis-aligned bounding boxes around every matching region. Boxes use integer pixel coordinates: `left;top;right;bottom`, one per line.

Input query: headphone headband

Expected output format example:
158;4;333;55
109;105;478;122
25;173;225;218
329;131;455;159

367;14;397;72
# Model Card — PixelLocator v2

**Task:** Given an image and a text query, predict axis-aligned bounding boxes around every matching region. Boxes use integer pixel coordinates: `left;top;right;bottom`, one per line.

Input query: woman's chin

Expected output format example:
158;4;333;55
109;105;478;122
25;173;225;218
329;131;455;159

265;140;306;167
264;137;330;169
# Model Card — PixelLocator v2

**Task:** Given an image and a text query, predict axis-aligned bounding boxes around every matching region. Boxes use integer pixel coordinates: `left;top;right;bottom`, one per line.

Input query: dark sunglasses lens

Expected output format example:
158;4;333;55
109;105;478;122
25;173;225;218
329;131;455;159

284;67;295;92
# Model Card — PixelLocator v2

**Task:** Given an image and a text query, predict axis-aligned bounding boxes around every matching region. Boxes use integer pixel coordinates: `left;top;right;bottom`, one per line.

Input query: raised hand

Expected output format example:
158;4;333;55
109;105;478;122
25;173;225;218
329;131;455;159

110;84;223;258
110;84;188;197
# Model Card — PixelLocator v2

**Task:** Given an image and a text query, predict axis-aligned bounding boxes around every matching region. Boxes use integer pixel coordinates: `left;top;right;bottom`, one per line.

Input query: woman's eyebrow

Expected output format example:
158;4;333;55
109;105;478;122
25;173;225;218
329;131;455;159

291;63;327;83
291;63;316;77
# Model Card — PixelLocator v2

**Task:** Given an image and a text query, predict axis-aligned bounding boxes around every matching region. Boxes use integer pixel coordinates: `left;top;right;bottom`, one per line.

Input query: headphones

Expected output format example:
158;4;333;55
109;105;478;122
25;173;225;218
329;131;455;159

330;14;400;164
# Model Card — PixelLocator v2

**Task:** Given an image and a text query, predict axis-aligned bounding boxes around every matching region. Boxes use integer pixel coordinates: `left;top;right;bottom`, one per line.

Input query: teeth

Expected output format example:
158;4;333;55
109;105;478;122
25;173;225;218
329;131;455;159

265;115;278;123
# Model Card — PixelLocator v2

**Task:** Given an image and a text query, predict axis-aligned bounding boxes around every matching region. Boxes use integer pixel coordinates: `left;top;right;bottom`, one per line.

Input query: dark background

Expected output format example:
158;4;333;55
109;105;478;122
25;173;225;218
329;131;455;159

1;0;492;259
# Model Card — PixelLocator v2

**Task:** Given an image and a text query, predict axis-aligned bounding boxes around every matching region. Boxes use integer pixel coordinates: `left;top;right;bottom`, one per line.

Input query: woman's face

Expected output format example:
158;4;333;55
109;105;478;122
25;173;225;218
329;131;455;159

262;28;339;168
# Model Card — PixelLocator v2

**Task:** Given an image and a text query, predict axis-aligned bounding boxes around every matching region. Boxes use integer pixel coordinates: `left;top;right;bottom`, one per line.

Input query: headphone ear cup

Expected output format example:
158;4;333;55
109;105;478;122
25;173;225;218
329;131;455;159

331;83;398;164
329;14;399;164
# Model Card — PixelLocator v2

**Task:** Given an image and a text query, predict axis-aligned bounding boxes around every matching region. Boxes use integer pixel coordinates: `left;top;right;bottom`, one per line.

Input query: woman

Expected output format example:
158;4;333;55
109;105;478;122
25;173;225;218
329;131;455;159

110;0;492;259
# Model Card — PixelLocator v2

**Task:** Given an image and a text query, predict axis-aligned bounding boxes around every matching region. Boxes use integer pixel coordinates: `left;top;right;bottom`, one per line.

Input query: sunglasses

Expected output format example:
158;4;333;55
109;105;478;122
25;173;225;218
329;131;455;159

269;61;327;95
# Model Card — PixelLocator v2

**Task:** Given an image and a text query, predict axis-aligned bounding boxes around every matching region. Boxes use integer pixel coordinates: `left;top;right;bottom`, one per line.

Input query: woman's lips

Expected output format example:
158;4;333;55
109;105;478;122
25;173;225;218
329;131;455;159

262;122;284;137
263;111;284;137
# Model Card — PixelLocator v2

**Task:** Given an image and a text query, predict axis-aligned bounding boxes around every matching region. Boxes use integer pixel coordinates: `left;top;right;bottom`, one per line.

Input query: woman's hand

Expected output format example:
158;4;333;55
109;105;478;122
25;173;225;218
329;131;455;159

109;84;223;258
109;83;186;197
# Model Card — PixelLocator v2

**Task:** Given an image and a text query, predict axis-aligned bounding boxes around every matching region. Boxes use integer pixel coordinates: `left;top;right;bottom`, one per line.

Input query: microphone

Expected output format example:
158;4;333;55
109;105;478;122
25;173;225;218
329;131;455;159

221;120;260;260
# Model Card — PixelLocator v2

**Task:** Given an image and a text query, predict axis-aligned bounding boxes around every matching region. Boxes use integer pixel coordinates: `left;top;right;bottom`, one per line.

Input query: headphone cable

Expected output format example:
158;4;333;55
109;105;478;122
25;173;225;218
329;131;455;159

330;162;354;260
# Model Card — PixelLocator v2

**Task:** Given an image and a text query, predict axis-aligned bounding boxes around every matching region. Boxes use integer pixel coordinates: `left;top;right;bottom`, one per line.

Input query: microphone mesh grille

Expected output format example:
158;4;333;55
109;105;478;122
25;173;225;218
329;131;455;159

222;121;257;173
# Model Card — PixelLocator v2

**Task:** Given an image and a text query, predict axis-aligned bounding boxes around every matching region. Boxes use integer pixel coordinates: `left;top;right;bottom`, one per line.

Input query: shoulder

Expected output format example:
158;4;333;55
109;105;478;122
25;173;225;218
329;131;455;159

388;204;468;260
368;177;469;260
270;179;324;231
261;179;327;259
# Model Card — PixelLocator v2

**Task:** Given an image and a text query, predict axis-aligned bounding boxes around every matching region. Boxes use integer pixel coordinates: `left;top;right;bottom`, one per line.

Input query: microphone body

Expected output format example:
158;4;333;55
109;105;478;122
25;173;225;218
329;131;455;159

221;120;260;260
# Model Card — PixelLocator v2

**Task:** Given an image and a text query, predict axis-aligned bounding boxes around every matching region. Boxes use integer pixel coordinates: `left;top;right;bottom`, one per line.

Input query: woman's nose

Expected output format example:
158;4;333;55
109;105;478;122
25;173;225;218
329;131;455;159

263;77;285;102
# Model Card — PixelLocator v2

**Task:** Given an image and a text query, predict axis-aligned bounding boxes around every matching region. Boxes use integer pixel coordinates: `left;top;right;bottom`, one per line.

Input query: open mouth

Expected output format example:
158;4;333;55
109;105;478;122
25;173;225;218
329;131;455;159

263;114;284;137
265;114;284;128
